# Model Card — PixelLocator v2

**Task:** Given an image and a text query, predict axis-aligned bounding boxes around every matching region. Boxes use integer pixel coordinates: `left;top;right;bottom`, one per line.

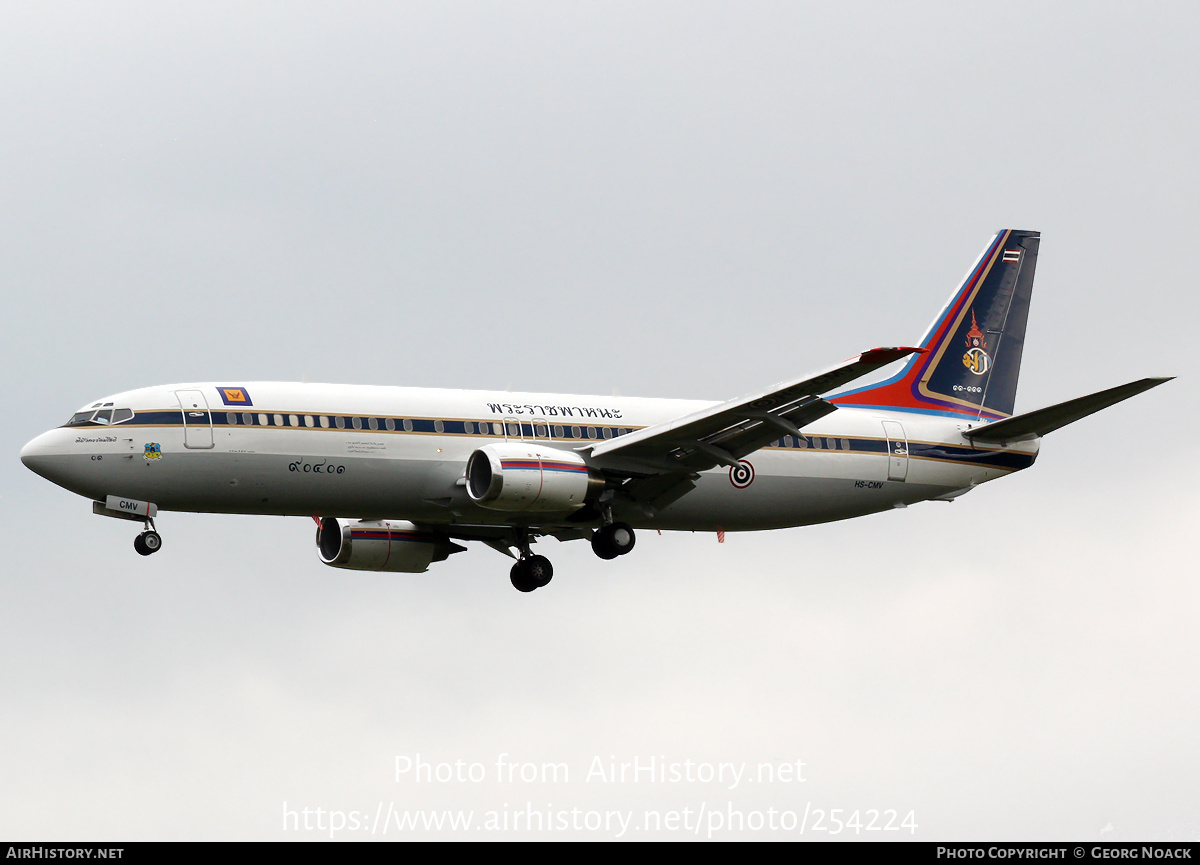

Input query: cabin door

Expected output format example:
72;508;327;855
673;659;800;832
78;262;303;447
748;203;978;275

176;390;214;449
881;420;908;482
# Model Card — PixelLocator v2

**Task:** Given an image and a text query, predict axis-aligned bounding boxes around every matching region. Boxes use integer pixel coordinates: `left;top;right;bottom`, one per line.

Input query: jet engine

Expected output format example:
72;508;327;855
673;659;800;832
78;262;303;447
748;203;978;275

316;517;464;573
466;442;603;512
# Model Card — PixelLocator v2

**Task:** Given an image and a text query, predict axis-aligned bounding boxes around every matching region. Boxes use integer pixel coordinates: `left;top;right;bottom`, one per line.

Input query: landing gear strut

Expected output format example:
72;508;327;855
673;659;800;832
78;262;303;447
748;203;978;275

592;522;636;560
133;517;162;556
509;529;553;592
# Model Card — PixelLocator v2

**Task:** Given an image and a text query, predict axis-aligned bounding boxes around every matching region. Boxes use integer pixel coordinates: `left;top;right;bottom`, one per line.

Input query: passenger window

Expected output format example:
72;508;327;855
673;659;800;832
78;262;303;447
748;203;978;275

289;415;299;427
334;416;345;429
227;412;238;425
319;416;329;429
305;416;315;428
368;417;378;430
434;420;445;433
571;426;581;438
403;419;414;432
243;412;254;425
352;417;362;430
553;425;564;438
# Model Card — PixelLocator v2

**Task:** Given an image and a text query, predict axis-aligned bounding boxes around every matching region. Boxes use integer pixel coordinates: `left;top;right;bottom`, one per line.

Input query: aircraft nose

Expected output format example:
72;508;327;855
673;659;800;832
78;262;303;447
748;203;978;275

21;429;62;478
21;427;106;499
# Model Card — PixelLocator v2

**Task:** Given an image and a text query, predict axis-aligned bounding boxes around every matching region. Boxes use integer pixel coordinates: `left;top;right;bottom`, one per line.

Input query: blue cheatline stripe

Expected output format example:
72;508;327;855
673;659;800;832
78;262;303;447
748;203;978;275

60;411;1032;470
908;442;1034;471
64;409;644;441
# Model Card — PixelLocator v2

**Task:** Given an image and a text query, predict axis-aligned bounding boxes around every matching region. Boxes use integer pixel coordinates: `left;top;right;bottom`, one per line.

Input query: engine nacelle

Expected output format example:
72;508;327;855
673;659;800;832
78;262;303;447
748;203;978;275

316;517;463;573
466;442;603;513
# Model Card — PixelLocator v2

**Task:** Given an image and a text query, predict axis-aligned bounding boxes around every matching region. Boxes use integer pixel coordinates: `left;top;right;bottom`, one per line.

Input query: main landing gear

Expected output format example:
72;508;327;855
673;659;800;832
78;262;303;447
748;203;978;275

505;522;638;593
508;525;554;595
133;517;162;557
509;555;553;593
509;528;553;593
592;521;636;560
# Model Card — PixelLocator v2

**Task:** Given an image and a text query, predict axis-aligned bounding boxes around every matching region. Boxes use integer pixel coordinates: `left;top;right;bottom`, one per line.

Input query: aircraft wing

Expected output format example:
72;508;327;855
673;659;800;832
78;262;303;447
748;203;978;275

585;347;922;481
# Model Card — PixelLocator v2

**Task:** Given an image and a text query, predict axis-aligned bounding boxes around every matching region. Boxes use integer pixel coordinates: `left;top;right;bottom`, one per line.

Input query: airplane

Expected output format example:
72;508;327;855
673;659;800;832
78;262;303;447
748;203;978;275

21;230;1171;592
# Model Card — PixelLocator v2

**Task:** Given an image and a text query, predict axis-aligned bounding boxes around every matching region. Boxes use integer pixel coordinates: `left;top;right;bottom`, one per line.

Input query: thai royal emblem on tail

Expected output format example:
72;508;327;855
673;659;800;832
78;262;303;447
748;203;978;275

962;310;991;376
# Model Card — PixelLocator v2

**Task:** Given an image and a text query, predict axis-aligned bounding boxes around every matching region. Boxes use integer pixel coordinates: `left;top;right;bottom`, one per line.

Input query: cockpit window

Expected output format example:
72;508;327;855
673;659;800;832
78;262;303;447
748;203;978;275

65;407;134;427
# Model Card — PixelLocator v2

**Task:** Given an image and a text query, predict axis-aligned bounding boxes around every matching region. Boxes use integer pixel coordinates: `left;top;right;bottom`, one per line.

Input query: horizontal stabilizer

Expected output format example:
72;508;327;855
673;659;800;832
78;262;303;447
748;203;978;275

965;377;1172;442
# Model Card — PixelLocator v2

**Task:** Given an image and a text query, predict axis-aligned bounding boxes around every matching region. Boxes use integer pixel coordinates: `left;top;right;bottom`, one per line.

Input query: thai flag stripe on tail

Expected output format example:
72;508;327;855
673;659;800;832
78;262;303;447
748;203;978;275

1003;249;1021;262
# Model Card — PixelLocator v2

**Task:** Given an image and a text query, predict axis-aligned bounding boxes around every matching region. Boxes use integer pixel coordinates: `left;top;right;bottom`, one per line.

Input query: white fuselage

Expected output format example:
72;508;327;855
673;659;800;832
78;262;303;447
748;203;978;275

21;382;1039;533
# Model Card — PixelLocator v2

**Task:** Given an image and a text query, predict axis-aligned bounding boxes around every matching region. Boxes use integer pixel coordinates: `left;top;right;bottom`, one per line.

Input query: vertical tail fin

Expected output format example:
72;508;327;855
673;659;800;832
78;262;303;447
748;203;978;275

831;229;1040;420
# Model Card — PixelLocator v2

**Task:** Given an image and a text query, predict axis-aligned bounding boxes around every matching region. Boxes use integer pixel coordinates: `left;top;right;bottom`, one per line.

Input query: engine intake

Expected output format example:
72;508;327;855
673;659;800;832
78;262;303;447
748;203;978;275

466;443;603;513
316;517;464;573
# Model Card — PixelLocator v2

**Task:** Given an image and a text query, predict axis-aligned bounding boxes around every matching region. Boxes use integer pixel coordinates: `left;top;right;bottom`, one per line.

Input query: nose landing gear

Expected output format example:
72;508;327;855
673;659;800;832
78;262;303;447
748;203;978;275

133;517;162;556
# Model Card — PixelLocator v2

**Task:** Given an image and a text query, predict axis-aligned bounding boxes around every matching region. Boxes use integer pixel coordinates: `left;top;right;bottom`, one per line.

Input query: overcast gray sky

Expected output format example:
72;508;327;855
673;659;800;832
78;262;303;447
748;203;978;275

2;1;1196;840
